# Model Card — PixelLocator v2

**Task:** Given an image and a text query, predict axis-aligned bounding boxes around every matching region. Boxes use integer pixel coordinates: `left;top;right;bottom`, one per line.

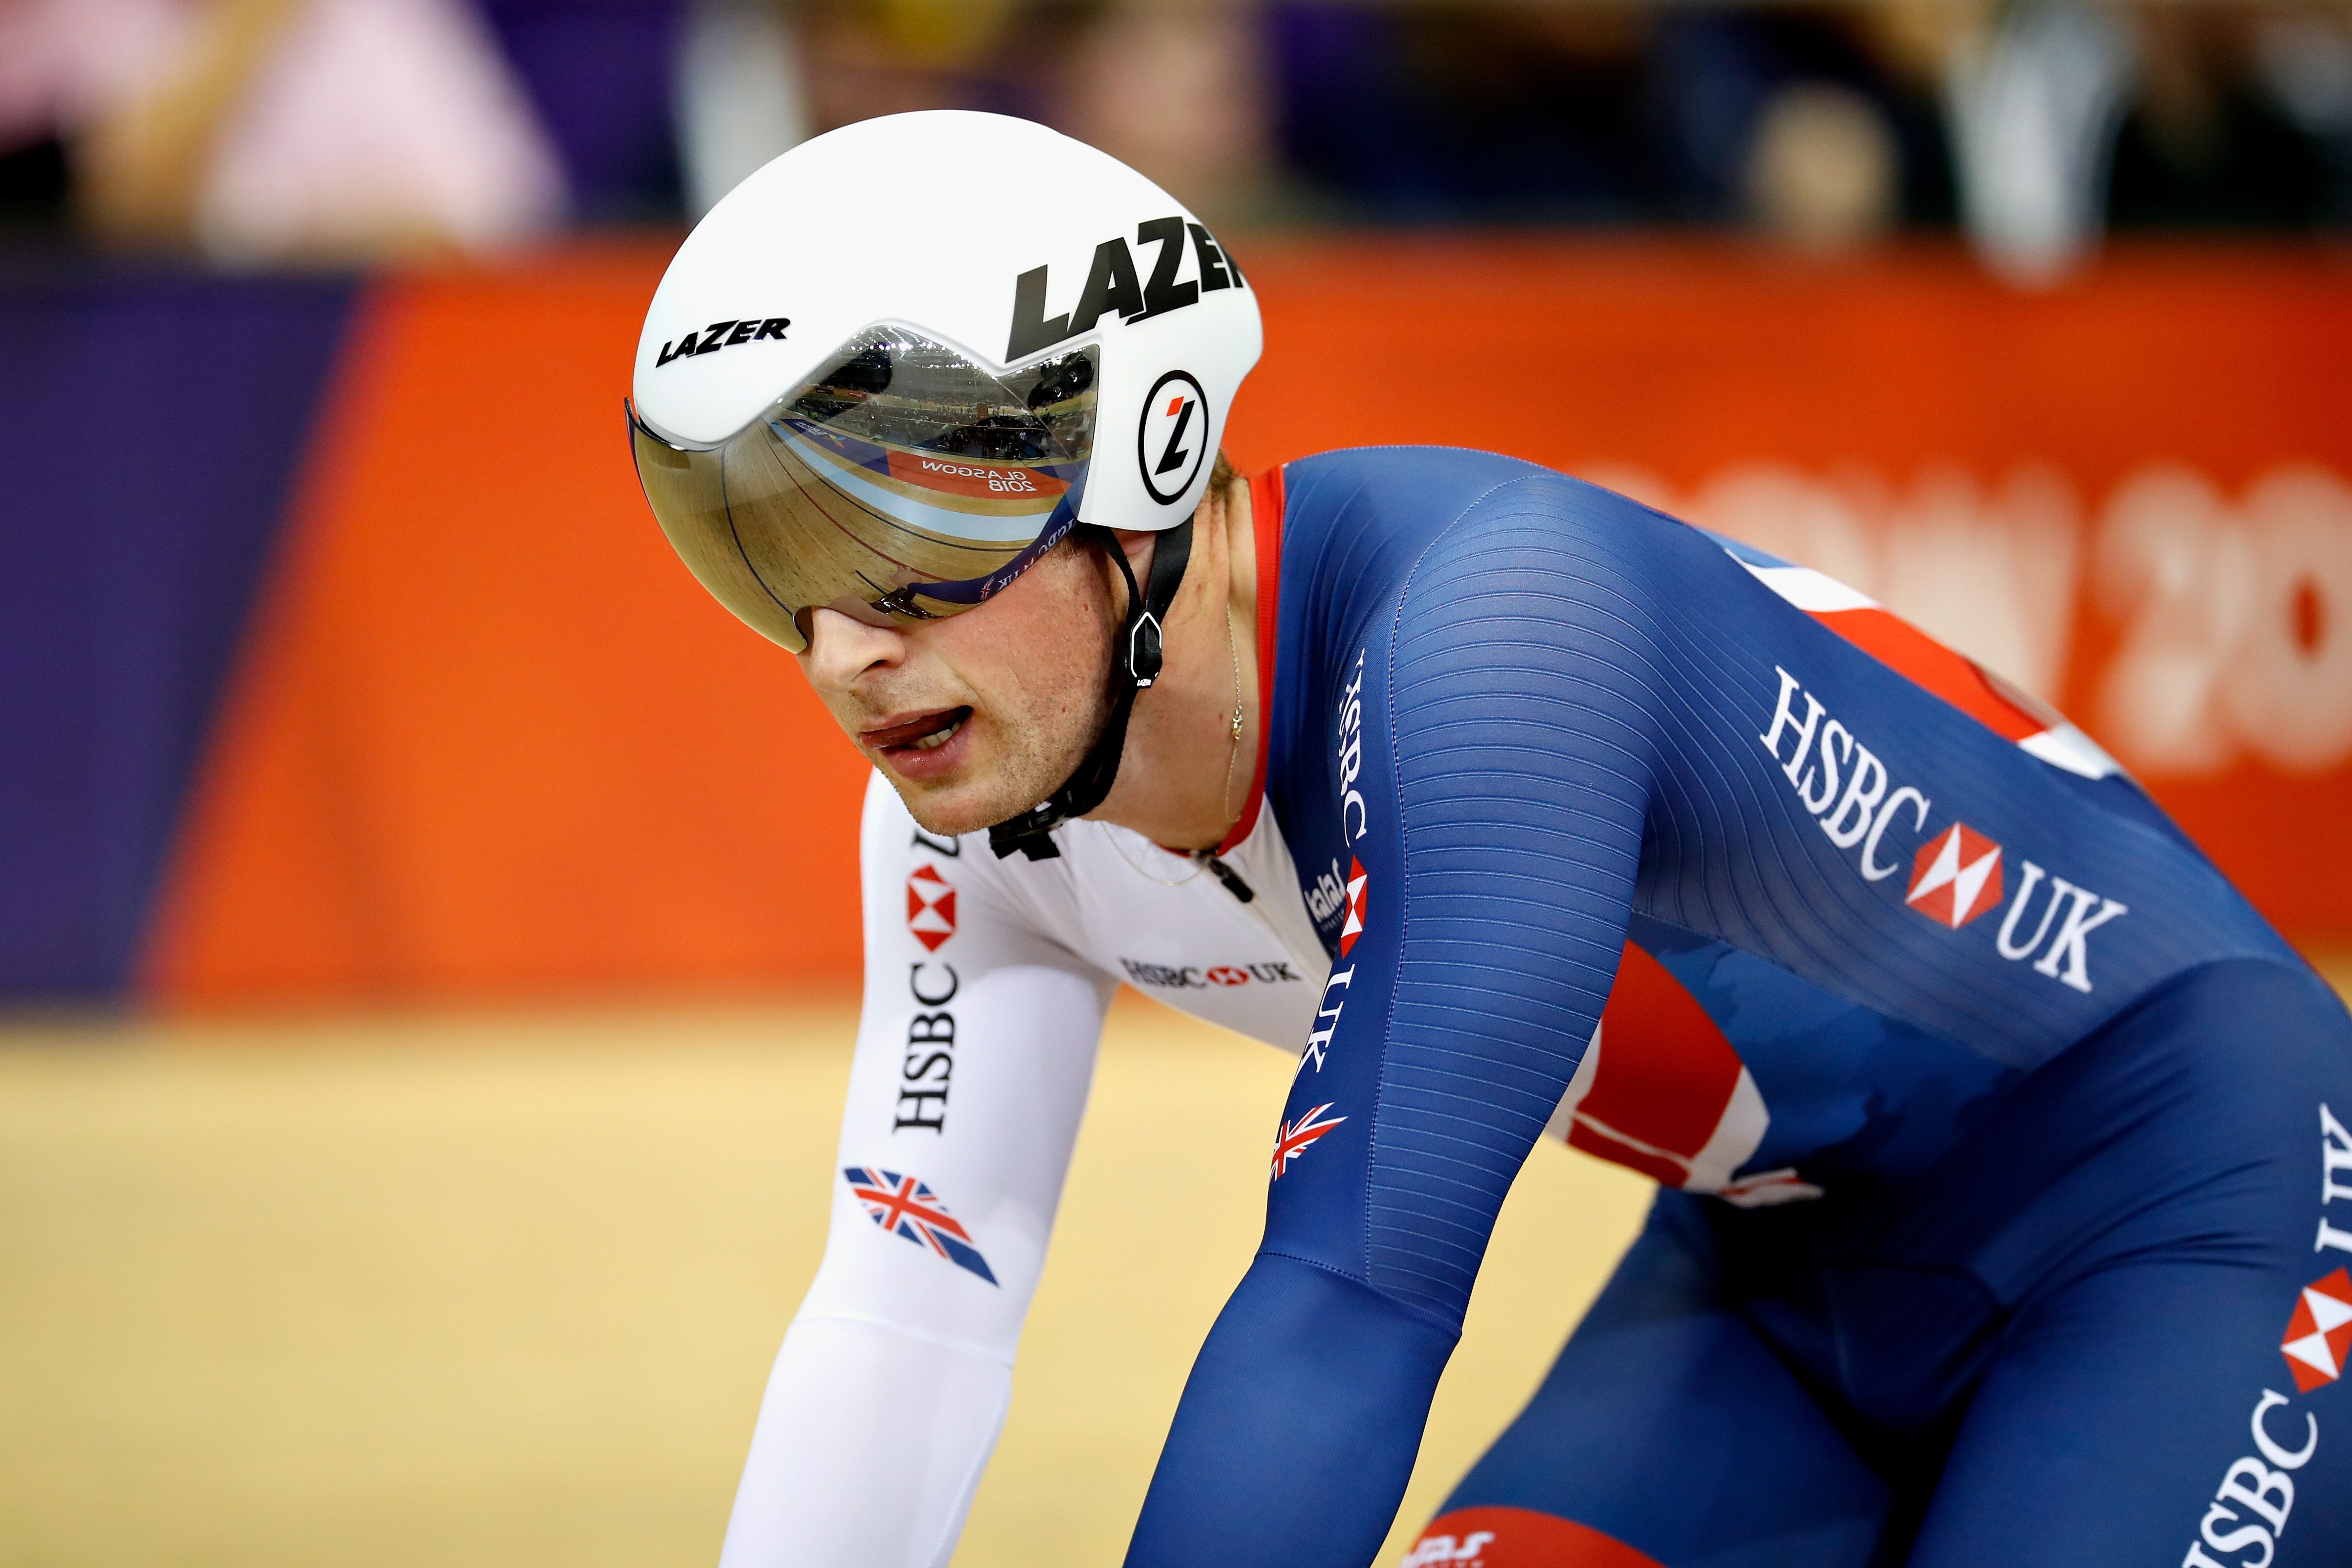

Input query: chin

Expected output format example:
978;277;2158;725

886;773;1026;841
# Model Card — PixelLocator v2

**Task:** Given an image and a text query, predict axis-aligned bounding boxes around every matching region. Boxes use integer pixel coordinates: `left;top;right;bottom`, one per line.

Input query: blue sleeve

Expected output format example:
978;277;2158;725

1126;471;1669;1565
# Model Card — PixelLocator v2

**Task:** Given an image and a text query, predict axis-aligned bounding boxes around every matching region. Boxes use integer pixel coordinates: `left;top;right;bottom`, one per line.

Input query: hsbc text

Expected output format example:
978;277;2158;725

1298;966;1356;1077
1119;958;1302;989
1762;666;2128;993
897;829;963;1133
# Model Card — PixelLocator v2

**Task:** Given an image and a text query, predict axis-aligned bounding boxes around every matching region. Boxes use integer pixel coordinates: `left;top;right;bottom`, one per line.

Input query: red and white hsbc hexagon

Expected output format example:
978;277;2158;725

1906;823;2004;928
2283;1268;2352;1391
906;864;956;953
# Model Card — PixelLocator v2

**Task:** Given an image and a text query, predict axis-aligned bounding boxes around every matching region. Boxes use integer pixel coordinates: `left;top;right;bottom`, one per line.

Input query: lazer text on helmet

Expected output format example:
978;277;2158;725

1005;217;1245;362
655;315;791;368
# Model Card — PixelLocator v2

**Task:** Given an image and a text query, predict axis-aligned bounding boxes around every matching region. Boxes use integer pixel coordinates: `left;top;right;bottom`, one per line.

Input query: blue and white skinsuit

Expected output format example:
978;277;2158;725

715;449;2352;1568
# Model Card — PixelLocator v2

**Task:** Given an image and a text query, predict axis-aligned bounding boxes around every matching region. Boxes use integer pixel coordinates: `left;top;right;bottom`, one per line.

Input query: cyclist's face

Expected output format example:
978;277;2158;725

797;539;1119;837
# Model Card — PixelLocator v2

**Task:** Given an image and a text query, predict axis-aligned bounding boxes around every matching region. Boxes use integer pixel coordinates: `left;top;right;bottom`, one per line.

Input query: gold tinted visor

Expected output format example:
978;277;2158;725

630;327;1098;653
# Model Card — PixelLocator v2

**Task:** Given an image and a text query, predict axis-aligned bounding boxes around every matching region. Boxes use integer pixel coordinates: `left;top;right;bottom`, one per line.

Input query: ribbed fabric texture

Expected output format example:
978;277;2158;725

1370;482;1663;1319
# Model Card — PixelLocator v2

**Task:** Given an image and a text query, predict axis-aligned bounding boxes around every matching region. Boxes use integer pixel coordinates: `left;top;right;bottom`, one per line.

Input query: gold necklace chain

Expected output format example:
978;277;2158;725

1102;601;1248;888
1218;601;1245;827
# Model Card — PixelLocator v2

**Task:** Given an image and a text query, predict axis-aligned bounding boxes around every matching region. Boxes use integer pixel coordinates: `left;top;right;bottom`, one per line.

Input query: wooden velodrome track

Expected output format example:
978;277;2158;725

4;960;2345;1568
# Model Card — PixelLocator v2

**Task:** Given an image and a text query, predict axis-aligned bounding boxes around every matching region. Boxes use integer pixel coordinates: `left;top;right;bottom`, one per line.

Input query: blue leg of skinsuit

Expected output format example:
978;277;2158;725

1420;959;2352;1568
1418;1195;1900;1568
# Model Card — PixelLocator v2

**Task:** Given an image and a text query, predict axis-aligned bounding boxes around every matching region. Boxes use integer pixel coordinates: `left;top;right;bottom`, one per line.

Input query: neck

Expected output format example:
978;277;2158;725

1088;476;1261;851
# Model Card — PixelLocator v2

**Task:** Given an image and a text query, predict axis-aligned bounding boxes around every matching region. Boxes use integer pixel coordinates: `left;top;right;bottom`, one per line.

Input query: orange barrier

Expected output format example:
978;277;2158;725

149;247;873;1004
148;239;2352;1005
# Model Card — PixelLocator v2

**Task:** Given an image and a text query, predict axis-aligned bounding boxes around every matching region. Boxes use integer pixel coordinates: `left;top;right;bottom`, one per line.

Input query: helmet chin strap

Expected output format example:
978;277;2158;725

988;519;1194;861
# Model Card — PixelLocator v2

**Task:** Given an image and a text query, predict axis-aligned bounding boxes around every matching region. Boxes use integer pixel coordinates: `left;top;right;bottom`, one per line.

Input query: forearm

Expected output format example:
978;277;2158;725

720;1317;1012;1568
1127;1254;1458;1568
715;775;1110;1566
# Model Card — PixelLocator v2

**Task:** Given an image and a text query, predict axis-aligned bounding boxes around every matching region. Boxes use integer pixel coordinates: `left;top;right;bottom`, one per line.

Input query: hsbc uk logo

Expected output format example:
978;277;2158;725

2291;1104;2352;1390
2174;1105;2350;1568
906;864;956;953
1906;823;2004;927
1324;647;1373;961
1762;666;2128;993
1339;857;1368;956
1119;957;1302;989
2282;1268;2352;1391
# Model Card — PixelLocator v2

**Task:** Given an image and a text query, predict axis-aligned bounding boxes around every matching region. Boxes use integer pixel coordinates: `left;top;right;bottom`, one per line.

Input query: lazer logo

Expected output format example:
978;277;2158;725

1119;958;1302;989
1761;666;2129;993
1138;371;1208;505
655;315;789;367
1005;215;1244;361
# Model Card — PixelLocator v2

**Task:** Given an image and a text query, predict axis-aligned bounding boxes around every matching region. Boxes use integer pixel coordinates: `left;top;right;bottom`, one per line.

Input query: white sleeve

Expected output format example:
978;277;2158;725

718;774;1114;1568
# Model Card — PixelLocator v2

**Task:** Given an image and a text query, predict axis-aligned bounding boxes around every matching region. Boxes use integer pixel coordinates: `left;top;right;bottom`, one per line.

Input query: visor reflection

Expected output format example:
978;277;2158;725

630;327;1097;653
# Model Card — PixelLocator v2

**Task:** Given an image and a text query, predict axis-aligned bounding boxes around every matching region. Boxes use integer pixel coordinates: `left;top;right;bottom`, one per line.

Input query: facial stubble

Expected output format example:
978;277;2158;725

887;541;1123;840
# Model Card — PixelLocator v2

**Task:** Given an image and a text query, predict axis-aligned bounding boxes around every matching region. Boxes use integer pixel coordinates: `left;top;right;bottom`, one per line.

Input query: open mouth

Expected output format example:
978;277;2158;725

865;706;972;754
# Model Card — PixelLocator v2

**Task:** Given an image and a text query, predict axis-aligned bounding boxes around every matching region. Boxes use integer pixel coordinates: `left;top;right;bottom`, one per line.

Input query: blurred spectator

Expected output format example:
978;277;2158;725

1744;81;1902;247
1061;2;1273;224
1267;1;1947;236
749;0;1267;224
676;0;806;218
185;0;568;262
0;0;569;262
1270;4;1661;221
793;0;1066;136
2256;5;2352;221
2109;1;2346;228
1651;5;1950;229
0;0;189;237
1948;0;2137;282
9;0;2352;274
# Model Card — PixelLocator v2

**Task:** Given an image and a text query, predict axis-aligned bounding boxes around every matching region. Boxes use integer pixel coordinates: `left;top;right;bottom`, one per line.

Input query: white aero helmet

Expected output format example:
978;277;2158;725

627;110;1263;657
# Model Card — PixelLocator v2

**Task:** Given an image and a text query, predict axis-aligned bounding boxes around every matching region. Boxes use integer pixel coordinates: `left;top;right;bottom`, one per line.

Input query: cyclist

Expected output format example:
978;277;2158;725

627;111;2352;1568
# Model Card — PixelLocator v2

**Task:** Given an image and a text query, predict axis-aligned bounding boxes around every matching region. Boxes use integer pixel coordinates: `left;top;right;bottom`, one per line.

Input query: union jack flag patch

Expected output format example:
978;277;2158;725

1272;1103;1346;1179
842;1167;998;1284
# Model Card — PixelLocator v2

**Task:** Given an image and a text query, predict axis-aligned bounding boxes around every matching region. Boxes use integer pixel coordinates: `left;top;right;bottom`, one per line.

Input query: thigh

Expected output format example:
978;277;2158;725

1411;1195;1895;1568
1909;1254;2352;1568
1910;962;2352;1568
